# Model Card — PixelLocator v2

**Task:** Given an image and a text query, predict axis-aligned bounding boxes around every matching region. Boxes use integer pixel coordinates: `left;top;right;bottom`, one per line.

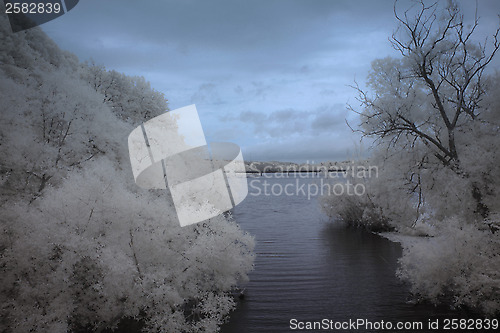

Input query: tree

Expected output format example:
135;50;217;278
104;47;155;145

0;11;254;332
82;62;168;125
350;0;500;219
334;0;500;314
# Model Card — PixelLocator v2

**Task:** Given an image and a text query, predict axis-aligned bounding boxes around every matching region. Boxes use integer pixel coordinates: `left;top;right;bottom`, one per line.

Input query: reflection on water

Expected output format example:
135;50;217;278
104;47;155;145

222;175;470;333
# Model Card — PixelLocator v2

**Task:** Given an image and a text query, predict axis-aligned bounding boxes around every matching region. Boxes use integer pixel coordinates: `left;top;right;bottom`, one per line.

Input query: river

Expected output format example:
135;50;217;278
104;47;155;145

221;174;469;333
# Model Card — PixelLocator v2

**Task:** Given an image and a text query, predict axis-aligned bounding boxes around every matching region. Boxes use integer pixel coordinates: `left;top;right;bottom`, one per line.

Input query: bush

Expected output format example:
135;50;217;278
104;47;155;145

397;217;500;315
320;170;395;232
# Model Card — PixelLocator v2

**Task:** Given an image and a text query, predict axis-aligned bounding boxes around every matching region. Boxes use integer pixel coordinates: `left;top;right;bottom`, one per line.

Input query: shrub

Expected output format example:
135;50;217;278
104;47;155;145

397;217;500;315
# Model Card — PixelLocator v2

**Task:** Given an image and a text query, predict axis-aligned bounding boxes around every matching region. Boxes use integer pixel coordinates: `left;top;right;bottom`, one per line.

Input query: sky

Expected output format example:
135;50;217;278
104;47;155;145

41;0;500;163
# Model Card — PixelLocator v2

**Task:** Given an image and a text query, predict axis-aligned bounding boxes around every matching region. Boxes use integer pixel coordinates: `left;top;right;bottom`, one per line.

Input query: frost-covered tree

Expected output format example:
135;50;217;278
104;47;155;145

82;62;168;125
1;162;254;332
0;7;254;333
349;0;500;221
324;0;500;314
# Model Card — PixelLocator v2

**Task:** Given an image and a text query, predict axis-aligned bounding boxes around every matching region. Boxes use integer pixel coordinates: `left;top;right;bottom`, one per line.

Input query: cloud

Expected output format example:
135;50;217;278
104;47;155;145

190;83;223;105
311;110;345;132
220;104;347;138
242;131;367;163
40;0;500;162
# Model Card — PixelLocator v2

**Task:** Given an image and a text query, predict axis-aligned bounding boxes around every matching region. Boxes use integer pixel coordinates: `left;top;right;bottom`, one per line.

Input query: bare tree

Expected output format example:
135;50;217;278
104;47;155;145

350;0;500;218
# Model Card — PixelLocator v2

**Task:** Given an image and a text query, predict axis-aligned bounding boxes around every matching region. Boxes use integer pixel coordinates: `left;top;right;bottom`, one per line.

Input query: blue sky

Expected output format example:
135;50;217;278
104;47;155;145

42;0;500;162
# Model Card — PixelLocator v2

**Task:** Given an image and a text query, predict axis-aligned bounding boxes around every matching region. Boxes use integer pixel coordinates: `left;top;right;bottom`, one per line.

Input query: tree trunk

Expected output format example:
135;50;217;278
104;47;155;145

471;183;489;219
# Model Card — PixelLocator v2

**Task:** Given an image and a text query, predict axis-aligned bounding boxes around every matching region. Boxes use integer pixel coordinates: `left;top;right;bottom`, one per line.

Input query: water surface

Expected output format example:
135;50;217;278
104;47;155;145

222;175;468;332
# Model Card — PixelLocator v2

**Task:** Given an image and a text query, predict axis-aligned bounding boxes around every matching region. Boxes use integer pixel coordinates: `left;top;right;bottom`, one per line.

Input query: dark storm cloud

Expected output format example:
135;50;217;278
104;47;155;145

42;0;500;79
43;0;397;76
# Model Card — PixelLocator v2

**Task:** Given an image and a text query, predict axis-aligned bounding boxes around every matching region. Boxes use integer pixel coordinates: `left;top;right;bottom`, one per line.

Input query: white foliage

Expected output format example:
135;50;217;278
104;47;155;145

325;0;500;315
397;217;500;314
0;12;254;333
